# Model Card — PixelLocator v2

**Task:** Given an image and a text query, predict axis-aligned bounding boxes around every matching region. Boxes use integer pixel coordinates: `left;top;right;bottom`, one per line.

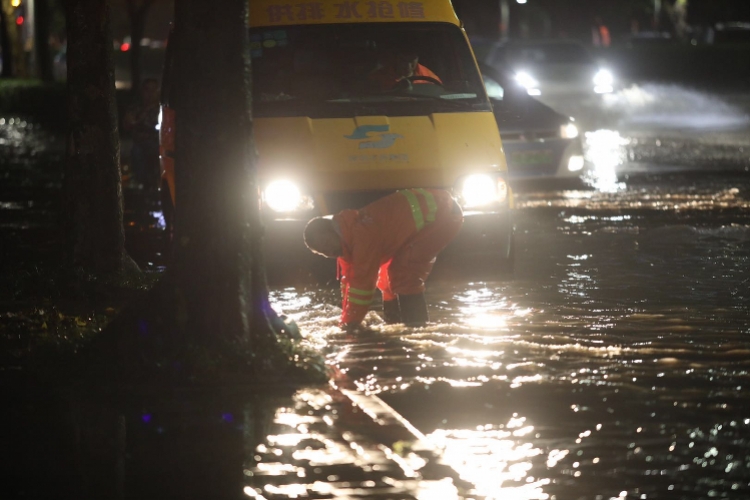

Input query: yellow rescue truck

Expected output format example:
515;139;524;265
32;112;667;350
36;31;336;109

159;0;514;276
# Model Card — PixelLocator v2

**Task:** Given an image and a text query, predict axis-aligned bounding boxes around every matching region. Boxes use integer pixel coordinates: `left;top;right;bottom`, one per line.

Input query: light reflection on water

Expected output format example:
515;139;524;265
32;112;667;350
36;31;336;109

265;171;750;498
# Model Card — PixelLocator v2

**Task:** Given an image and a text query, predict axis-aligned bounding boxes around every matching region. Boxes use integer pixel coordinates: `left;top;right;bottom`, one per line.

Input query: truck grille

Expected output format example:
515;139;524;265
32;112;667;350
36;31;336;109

322;190;398;214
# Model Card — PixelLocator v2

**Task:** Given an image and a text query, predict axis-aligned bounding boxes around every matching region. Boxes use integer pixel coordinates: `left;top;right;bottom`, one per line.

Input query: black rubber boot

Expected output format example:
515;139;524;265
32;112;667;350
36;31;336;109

398;293;429;326
382;300;402;324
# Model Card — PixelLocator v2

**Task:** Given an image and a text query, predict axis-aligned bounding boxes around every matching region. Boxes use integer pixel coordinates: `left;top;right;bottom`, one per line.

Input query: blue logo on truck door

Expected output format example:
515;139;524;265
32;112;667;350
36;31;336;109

345;125;403;149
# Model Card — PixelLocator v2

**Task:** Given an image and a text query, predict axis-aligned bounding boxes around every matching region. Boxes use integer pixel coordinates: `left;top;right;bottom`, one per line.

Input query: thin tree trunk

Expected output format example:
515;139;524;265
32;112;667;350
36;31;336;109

0;0;21;77
0;5;12;77
63;0;137;275
35;0;54;82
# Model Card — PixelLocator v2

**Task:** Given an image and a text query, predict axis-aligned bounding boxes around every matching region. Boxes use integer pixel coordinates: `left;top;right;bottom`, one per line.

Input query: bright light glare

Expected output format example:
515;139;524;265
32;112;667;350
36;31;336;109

567;155;585;172
560;123;579;139
514;71;538;89
156;107;162;131
461;174;506;208
594;85;614;94
243;486;268;499
583;129;627;192
428;421;548;499
264;180;303;213
593;69;613;86
527;88;542;96
516;0;527;3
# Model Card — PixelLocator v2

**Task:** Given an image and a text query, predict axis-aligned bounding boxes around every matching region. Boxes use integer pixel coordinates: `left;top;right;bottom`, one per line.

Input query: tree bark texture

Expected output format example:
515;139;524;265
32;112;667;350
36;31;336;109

63;0;133;275
126;0;153;95
171;0;276;349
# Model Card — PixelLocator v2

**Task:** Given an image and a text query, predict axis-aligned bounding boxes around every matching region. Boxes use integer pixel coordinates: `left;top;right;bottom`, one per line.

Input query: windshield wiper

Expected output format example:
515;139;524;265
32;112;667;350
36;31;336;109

329;93;480;110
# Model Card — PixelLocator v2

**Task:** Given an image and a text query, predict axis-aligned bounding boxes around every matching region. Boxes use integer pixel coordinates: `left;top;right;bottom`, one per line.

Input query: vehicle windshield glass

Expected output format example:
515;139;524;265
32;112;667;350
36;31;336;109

250;22;490;118
506;44;592;65
481;74;504;100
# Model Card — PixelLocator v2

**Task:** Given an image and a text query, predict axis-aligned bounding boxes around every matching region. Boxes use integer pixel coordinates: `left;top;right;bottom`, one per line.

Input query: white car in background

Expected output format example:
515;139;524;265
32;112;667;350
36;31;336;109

480;63;587;181
481;39;615;97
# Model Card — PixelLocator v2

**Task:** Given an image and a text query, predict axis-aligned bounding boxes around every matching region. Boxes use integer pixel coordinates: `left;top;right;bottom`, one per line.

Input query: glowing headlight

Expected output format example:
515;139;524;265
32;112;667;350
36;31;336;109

458;174;508;208
263;180;313;213
560;122;579;139
593;69;613;86
593;69;614;93
567;155;585;172
514;71;539;90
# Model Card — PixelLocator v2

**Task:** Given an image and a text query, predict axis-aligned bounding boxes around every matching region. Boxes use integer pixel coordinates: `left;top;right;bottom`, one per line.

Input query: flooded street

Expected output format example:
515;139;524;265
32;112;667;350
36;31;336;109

2;83;750;499
266;167;750;499
261;104;750;498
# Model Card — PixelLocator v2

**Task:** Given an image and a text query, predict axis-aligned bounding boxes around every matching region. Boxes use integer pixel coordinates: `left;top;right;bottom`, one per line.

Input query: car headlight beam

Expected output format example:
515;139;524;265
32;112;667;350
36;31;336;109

560;122;579;139
593;69;613;86
593;69;614;94
514;71;538;90
567;155;585;172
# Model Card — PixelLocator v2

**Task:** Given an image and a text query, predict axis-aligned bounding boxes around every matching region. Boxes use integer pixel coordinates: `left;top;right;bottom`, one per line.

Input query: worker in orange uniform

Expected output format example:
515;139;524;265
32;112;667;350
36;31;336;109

369;49;443;90
303;189;463;331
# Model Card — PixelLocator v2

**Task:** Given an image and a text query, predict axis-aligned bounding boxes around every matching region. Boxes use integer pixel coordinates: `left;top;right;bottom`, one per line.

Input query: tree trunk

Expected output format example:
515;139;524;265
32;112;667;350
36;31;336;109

0;4;12;77
63;0;137;276
35;0;54;82
170;0;277;349
0;0;22;77
126;0;153;96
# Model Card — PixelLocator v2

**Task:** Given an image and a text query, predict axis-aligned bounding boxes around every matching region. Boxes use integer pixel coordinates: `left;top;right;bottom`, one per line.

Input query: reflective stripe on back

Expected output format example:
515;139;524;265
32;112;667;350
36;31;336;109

416;188;438;223
399;189;425;231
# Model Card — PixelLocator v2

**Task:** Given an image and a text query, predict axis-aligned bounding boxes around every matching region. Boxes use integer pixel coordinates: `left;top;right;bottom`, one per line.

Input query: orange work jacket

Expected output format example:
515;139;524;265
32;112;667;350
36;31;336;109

334;188;454;326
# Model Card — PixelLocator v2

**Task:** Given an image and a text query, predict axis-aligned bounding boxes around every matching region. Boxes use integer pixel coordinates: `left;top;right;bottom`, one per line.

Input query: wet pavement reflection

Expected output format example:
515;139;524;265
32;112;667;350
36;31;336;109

266;159;750;498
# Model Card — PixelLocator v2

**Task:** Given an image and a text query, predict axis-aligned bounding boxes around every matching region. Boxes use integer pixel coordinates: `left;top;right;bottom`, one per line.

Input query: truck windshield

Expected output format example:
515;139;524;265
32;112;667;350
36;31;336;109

250;23;490;118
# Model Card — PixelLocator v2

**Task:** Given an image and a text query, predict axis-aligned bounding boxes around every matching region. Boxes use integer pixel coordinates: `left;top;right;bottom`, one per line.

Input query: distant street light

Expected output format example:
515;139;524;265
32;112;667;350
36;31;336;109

517;0;527;4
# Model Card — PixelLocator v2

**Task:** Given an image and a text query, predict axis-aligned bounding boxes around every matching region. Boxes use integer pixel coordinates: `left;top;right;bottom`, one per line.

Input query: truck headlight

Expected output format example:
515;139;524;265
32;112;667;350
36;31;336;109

263;180;314;213
457;173;508;209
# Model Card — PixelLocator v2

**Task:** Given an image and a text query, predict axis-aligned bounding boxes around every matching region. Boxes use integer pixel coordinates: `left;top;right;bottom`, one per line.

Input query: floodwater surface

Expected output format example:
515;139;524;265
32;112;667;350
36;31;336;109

267;167;750;499
261;111;750;499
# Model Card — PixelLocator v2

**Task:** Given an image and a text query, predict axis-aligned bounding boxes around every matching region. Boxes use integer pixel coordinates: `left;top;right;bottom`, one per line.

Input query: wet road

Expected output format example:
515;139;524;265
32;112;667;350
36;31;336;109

3;84;750;499
265;165;750;499
258;94;750;498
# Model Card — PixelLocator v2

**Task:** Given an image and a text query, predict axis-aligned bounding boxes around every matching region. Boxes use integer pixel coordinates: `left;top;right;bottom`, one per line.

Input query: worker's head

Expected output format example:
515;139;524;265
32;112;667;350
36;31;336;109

393;50;419;78
303;217;342;258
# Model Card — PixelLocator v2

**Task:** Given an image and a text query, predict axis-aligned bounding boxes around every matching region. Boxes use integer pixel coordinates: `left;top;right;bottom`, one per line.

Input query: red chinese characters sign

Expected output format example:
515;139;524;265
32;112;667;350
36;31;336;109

257;1;431;25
